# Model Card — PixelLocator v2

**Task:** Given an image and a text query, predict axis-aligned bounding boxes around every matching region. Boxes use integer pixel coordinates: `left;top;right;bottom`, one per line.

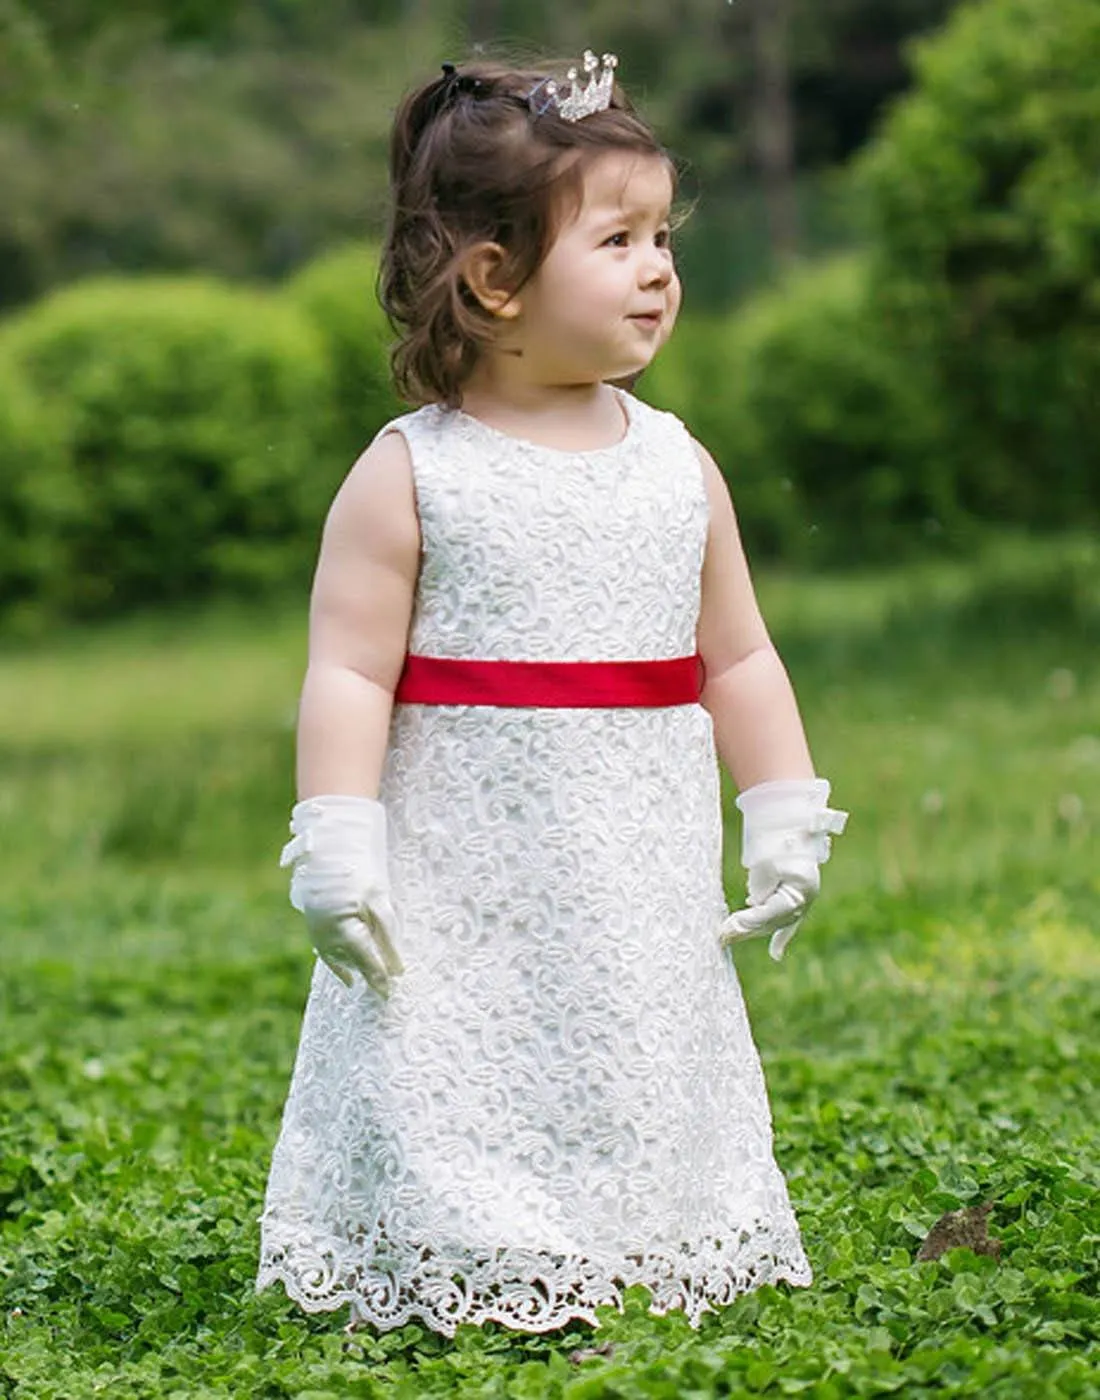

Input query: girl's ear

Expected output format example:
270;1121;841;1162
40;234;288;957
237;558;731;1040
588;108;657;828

460;242;523;320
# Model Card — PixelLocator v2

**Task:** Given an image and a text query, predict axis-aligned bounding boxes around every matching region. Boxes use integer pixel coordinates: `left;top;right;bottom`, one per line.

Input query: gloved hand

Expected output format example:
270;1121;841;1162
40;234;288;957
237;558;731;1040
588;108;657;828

719;777;848;962
279;794;405;996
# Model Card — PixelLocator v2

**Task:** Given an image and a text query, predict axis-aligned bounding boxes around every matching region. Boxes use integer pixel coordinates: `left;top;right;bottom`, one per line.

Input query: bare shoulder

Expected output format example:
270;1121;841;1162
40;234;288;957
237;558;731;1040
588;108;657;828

688;435;735;519
335;426;415;512
323;426;420;572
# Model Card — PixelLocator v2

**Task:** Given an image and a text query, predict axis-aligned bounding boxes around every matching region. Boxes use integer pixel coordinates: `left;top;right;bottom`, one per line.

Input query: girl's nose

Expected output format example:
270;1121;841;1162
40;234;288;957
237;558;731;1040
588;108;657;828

640;249;674;289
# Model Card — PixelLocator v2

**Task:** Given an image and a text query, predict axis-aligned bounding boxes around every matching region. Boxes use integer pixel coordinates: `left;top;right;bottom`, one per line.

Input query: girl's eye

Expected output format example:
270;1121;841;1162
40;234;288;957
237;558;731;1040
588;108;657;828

604;230;674;249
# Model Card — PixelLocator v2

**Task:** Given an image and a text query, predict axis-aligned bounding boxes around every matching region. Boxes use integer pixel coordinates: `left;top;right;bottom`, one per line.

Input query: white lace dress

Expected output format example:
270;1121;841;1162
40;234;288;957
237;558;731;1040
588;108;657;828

255;386;812;1335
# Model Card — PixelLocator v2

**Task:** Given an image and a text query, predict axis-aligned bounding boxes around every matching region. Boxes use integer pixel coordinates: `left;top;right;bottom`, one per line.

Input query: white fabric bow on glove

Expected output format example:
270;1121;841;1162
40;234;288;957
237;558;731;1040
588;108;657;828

719;778;848;962
279;794;405;996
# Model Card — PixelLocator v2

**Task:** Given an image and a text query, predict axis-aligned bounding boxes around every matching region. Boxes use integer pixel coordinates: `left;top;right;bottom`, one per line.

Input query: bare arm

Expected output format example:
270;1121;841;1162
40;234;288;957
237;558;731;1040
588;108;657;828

693;438;814;791
295;430;420;799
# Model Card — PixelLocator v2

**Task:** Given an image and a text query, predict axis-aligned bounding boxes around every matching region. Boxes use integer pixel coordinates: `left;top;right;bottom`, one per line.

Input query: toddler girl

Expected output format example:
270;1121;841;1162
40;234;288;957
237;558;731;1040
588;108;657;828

256;50;847;1338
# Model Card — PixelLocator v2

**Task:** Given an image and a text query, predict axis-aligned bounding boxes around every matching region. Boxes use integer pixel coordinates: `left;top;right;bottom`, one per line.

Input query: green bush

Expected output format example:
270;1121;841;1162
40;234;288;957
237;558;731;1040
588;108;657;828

724;254;958;564
637;311;804;559
854;0;1100;527
644;0;1100;561
0;353;77;635
643;257;952;565
0;276;334;622
286;242;405;463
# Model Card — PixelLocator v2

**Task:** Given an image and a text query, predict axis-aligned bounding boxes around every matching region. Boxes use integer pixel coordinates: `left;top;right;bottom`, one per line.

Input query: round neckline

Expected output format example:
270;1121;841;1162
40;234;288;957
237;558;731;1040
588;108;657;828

443;386;638;457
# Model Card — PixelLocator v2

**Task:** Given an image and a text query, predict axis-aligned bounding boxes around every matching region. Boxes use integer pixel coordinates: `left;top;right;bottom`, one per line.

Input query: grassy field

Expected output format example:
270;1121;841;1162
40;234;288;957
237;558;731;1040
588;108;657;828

1;534;1098;1398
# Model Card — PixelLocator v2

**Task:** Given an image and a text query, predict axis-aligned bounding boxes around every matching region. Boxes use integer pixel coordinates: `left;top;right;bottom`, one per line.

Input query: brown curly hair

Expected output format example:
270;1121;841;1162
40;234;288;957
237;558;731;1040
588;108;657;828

377;53;685;410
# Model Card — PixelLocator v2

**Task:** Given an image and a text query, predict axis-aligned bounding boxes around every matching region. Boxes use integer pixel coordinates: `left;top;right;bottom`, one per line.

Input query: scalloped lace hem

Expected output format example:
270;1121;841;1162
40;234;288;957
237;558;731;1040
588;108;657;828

255;1239;813;1337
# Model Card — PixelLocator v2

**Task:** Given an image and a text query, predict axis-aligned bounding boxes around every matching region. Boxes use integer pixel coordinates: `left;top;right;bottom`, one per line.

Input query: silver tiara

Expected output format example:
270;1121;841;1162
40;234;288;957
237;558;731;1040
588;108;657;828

528;50;618;123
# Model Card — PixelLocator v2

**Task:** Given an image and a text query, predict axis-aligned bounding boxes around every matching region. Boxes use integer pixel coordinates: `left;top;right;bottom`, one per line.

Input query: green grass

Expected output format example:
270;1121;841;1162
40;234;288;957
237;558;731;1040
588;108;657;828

1;535;1098;1397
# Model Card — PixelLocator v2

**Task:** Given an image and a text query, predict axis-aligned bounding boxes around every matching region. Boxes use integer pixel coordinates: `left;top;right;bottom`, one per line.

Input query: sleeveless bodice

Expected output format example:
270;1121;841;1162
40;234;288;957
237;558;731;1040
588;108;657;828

402;389;707;662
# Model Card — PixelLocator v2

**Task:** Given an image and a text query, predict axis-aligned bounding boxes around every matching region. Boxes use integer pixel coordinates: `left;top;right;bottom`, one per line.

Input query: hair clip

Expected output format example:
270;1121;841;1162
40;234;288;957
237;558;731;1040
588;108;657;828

527;50;618;123
438;61;485;104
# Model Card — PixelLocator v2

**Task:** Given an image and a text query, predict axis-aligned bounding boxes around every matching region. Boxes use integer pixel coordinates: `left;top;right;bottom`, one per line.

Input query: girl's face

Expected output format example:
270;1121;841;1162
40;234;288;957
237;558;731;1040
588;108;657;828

503;151;677;385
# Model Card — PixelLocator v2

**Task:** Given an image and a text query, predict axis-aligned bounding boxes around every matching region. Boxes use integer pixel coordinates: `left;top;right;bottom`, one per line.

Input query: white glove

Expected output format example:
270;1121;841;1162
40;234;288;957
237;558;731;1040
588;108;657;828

719;778;848;962
279;794;405;996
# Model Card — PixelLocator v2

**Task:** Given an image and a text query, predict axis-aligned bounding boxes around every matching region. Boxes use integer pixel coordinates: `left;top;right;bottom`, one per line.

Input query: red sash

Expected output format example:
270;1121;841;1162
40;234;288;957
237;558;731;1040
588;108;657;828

394;653;705;708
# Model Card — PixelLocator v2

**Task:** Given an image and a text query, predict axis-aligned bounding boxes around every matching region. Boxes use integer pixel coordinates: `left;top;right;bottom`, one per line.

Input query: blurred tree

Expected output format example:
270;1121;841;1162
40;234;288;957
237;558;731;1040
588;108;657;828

746;0;798;262
0;0;966;312
3;0;414;49
792;0;958;164
855;0;1100;526
0;11;449;308
467;0;502;45
0;1;52;113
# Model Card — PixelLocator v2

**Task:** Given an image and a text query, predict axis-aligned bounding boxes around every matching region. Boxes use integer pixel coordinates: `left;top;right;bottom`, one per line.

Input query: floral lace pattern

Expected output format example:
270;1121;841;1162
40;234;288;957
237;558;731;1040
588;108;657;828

256;389;812;1335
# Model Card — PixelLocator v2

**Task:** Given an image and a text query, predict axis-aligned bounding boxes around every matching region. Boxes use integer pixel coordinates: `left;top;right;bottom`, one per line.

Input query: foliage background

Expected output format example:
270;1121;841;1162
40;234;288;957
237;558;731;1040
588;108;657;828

0;0;957;311
0;3;1098;1394
2;0;1099;636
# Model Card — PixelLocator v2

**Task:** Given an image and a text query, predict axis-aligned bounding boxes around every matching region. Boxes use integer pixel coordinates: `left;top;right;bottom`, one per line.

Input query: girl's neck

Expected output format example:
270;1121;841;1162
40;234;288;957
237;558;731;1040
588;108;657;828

454;380;628;452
